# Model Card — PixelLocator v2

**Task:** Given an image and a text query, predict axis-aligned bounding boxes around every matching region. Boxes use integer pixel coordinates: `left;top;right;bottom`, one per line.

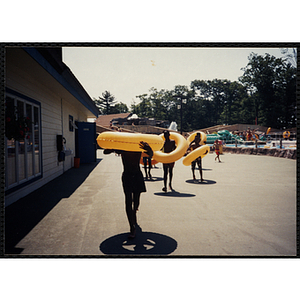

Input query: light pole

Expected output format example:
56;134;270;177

174;96;186;135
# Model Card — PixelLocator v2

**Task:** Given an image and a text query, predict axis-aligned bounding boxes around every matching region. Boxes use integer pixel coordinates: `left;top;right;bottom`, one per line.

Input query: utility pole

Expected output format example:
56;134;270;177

179;97;183;135
173;95;186;135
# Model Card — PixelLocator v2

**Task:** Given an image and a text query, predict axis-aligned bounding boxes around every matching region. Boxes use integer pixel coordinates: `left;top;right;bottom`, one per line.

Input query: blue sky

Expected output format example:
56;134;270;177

63;47;288;108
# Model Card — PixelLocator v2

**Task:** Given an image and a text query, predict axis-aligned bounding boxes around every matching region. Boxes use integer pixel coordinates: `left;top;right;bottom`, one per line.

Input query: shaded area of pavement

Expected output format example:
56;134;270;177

4;150;297;257
100;225;177;255
5;159;102;254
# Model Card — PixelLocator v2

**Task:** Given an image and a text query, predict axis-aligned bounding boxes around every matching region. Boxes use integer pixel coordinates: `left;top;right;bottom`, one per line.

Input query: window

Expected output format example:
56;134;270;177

5;91;42;192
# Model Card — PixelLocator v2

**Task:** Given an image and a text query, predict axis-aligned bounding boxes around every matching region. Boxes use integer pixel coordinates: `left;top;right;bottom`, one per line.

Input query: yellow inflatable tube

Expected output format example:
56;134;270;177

152;132;188;164
97;131;164;152
283;131;290;139
187;131;207;145
182;145;210;166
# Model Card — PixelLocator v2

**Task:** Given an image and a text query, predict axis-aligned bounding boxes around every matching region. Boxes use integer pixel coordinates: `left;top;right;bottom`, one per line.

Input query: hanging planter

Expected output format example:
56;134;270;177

5;104;32;141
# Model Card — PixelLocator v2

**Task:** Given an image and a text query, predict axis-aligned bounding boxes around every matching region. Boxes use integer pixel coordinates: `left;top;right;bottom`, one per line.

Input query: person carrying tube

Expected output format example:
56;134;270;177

186;132;204;182
103;141;153;239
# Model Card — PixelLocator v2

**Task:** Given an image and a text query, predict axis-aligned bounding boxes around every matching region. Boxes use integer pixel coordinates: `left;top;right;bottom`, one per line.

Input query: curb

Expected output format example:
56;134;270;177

218;146;297;159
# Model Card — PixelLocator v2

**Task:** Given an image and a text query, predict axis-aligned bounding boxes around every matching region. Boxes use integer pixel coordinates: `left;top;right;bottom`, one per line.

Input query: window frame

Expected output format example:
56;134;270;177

5;88;43;194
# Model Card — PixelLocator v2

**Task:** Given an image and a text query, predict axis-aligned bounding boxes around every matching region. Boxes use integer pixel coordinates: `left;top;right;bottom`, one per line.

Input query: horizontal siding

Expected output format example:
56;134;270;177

43;155;58;168
41;96;62;189
5;49;93;206
42;100;62;114
43;164;62;178
42;115;61;128
41;150;57;160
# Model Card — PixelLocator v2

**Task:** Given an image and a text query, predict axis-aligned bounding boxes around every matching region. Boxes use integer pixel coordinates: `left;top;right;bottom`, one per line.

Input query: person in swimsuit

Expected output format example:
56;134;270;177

142;155;152;180
104;141;153;239
187;132;204;181
246;127;252;141
213;139;221;162
161;130;176;192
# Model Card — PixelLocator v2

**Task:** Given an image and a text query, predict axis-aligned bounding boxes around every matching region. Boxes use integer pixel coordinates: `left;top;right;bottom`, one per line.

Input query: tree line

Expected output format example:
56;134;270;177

93;51;296;132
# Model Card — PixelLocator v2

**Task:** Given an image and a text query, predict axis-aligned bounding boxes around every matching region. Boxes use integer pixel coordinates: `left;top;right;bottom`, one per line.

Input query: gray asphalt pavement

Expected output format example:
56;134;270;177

5;149;297;256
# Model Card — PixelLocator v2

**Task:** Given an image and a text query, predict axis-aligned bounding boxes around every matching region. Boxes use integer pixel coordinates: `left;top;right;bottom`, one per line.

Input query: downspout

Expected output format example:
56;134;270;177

61;98;65;172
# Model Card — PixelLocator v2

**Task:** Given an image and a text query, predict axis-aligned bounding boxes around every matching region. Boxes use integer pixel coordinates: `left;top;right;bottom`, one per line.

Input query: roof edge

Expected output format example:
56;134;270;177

23;47;99;117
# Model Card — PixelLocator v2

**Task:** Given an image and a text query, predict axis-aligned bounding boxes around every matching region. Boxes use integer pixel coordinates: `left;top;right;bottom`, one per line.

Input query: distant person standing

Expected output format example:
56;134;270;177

161;130;176;192
142;154;152;180
246;127;252;141
213;140;221;162
187;132;204;181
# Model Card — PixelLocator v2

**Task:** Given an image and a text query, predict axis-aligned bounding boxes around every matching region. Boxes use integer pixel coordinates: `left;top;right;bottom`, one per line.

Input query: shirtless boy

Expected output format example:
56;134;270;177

162;130;176;192
104;141;153;238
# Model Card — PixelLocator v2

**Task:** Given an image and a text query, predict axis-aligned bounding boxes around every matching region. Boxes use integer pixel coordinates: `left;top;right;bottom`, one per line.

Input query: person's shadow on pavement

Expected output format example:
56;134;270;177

144;176;163;182
185;179;217;185
154;189;196;197
99;225;177;256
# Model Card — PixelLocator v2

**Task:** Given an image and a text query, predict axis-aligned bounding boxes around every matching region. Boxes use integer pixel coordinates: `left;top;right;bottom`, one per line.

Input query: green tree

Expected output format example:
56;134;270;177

275;62;297;128
160;89;178;123
219;81;249;125
110;102;129;114
238;94;256;124
134;93;153;118
191;79;214;127
280;48;297;68
192;79;238;127
128;52;296;132
149;87;167;121
239;52;296;128
93;91;116;115
130;99;138;114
